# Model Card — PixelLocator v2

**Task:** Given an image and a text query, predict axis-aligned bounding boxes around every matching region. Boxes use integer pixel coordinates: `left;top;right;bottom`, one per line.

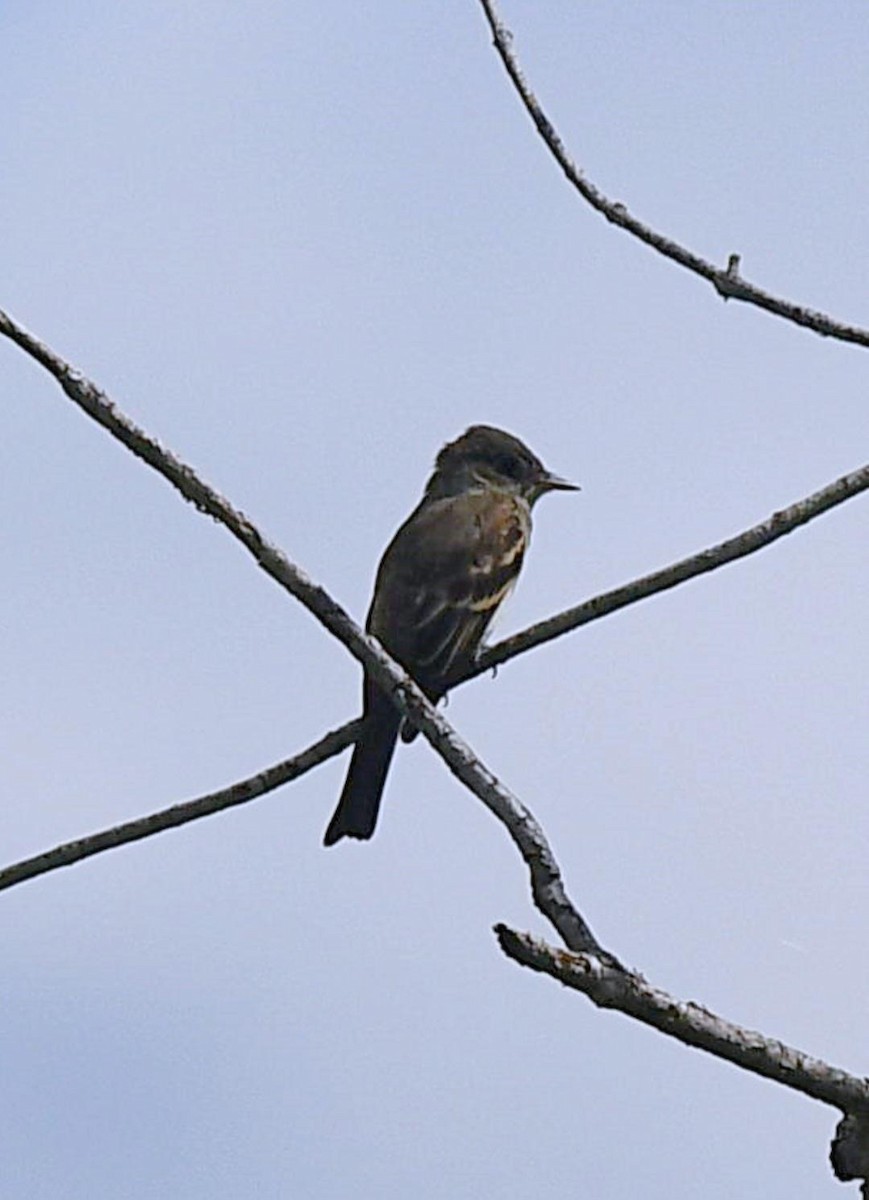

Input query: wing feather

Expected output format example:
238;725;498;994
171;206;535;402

367;488;529;692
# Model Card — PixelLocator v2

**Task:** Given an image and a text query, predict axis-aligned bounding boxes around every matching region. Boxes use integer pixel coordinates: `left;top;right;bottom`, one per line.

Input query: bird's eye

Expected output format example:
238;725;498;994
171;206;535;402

493;453;521;479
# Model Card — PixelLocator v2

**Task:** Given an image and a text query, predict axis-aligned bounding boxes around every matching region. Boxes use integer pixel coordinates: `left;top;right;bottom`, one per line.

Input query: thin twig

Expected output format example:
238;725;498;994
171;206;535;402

478;0;869;350
0;722;362;894
0;308;606;957
497;925;869;1114
474;464;869;673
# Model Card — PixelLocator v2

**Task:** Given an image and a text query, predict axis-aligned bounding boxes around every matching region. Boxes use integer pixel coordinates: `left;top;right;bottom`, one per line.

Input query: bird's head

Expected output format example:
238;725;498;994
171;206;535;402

428;424;579;504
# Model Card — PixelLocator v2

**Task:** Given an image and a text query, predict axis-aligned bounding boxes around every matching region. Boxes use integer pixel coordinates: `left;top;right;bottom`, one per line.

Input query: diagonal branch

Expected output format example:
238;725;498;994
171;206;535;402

0;696;609;960
478;0;869;350
474;463;869;674
0;307;606;958
2;306;868;937
5;434;862;897
4;305;867;693
496;924;869;1114
0;721;362;894
2;448;865;898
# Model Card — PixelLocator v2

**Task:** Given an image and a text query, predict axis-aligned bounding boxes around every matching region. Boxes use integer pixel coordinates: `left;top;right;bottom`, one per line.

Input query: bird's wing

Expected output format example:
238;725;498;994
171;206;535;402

367;489;528;690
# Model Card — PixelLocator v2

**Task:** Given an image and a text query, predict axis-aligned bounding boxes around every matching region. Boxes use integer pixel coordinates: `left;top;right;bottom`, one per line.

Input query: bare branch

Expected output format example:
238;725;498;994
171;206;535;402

7;434;861;895
496;925;869;1114
6;304;867;698
0;702;610;961
3;306;867;956
0;721;361;895
0;309;366;656
478;0;869;350
4;314;868;1182
0;308;606;957
475;463;869;674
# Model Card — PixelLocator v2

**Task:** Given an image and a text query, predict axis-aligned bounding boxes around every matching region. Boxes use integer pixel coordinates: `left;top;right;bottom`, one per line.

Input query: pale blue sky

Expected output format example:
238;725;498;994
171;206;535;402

2;2;868;1196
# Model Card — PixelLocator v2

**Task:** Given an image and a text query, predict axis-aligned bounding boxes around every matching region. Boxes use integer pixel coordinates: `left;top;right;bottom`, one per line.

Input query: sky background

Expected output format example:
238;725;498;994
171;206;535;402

2;2;868;1196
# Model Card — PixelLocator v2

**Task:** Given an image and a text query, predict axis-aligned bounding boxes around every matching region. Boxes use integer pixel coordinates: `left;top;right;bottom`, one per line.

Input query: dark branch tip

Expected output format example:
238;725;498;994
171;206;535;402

831;1112;869;1183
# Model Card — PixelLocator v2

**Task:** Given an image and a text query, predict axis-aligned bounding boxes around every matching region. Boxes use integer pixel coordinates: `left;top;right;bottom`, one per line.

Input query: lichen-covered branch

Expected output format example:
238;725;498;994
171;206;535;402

496;925;869;1114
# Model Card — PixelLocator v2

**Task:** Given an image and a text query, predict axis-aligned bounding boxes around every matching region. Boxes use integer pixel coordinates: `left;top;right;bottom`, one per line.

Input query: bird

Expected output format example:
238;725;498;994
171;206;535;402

323;424;578;846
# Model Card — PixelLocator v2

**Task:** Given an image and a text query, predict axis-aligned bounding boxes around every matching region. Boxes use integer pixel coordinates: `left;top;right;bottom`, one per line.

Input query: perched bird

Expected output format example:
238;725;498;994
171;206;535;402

323;424;578;846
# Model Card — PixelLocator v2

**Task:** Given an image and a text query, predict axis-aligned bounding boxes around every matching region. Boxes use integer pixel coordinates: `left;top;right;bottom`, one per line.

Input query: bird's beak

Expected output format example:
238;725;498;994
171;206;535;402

528;471;580;504
541;471;580;494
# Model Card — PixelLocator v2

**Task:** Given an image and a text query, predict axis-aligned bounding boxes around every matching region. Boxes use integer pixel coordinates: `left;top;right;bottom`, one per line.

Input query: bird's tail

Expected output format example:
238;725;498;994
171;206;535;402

323;683;401;846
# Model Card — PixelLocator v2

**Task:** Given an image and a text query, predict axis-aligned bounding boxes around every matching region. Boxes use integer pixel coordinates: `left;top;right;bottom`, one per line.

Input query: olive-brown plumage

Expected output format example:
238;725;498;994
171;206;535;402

323;425;577;846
